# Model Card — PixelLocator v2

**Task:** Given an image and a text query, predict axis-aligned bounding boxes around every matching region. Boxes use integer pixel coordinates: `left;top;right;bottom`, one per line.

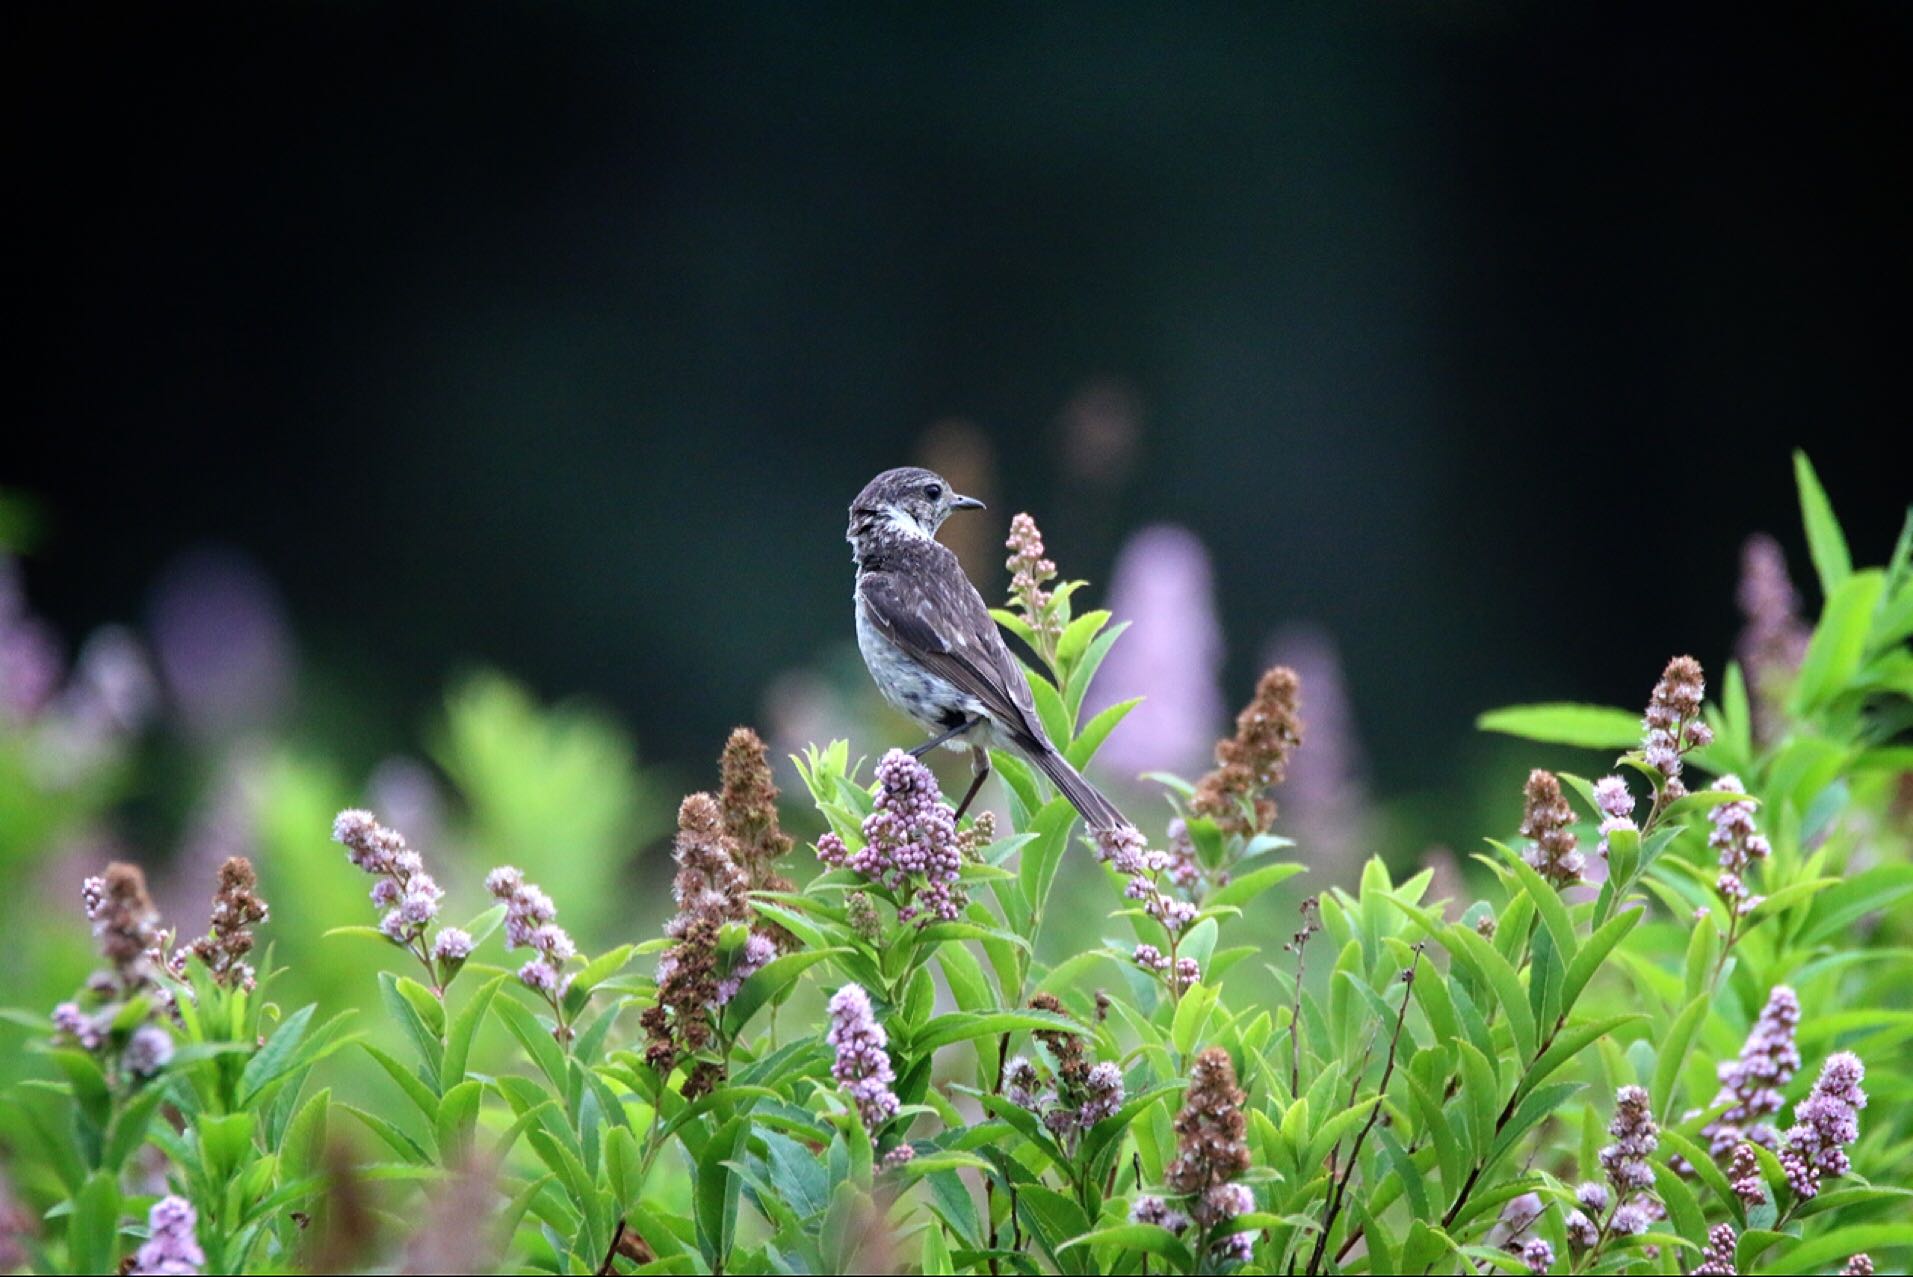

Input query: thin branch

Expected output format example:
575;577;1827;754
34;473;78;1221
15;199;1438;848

1304;942;1424;1277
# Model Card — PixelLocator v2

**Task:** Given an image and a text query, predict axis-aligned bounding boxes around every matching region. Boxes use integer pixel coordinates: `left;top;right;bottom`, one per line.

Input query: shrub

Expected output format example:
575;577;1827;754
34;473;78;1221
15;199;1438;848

2;452;1908;1274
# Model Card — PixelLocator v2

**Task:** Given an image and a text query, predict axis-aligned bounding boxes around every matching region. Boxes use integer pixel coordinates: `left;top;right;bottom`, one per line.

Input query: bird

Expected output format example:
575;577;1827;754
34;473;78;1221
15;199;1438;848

846;465;1128;834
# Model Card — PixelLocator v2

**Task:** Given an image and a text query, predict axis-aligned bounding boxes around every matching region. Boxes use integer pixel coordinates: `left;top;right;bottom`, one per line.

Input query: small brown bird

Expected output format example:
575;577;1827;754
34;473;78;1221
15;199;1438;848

847;466;1127;832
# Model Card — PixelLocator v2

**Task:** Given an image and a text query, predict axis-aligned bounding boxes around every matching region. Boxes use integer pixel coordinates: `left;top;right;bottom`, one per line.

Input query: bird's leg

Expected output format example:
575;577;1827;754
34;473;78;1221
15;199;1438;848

909;717;977;759
952;746;991;823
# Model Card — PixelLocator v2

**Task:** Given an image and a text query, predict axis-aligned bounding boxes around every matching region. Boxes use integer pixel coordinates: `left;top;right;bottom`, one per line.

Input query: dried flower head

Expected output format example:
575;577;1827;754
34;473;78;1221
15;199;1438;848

87;863;163;991
1641;656;1707;796
718;726;794;879
1519;769;1584;886
955;809;996;860
642;792;761;1082
1192;666;1303;838
185;856;269;989
1167;1047;1251;1201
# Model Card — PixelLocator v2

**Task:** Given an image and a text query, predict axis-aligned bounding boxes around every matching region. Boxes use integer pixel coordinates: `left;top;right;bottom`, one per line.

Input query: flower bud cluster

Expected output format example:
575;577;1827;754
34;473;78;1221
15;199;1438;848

1691;1223;1739;1276
1702;986;1799;1155
333;809;446;954
485;865;576;1002
817;750;965;925
1006;513;1061;649
1592;775;1638;859
827;984;900;1140
1779;1051;1866;1199
1708;776;1770;916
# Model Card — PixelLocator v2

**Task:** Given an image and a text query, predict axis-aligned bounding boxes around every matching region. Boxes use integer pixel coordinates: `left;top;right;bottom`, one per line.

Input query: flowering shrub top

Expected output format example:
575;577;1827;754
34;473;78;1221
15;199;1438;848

1;453;1909;1275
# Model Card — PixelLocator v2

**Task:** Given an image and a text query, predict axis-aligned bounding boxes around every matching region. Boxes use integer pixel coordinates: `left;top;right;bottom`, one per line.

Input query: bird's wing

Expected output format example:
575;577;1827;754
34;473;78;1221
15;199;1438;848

858;557;1048;751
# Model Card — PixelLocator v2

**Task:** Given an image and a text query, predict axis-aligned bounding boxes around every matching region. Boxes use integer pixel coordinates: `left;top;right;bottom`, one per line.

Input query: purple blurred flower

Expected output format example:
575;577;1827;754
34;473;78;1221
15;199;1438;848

124;1024;174;1078
1263;624;1370;875
1735;534;1810;743
1517;1238;1554;1274
147;547;293;738
130;1195;203;1275
1085;525;1225;778
1129;1195;1189;1233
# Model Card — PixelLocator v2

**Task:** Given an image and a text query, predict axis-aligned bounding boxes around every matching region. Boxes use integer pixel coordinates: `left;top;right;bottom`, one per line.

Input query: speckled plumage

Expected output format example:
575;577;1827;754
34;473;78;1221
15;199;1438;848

847;467;1126;832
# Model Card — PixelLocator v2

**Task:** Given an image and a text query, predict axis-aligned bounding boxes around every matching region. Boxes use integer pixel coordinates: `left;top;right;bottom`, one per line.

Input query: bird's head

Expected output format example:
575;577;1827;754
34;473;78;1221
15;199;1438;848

847;466;986;545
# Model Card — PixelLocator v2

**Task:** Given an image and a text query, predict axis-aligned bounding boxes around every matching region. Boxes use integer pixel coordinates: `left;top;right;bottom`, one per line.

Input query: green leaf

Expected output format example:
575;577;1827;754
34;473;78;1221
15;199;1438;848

436;1079;484;1160
1517;1015;1645;1105
1476;703;1644;749
442;975;505;1089
492;994;567;1092
360;1042;441;1127
1456;1041;1499;1163
721;949;847;1038
1027;670;1074;748
1064;621;1130;722
1056;1224;1194;1267
1065;697;1142;770
1207;861;1307;911
1501;850;1578;970
1794;450;1851;598
1562;908;1640;1011
1759;1224;1913;1274
1651;995;1712;1123
279;1087;331;1182
195;1109;256;1181
69;1171;122;1277
378;971;443;1091
1449;925;1536;1061
100;1083;169;1173
1016;797;1080;928
1791;570;1886;714
909;1009;1077;1054
237;1002;316;1105
1654;1160;1707;1248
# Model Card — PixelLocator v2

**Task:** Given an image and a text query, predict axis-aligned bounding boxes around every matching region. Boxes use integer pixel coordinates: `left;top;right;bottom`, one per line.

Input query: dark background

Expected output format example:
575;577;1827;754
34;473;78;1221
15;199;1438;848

5;3;1908;808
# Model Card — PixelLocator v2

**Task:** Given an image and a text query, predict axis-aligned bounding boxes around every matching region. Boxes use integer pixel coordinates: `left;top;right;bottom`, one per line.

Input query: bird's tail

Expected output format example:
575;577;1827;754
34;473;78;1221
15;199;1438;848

1031;746;1129;836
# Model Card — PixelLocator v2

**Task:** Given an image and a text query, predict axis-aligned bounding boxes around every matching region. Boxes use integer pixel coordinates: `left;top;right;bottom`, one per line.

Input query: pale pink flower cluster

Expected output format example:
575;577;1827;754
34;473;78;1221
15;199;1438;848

486;866;576;1001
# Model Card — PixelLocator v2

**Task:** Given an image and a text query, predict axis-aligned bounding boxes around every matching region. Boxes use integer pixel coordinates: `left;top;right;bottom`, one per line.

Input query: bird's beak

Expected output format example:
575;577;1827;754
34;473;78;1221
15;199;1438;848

950;494;986;511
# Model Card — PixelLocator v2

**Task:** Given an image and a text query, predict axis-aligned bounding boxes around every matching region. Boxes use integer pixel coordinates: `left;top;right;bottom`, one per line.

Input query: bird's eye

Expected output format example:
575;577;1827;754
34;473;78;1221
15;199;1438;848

924;483;943;500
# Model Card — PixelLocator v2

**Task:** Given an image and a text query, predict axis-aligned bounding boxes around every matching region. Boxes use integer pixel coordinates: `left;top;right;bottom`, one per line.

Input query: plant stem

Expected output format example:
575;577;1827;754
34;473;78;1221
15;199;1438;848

1304;944;1423;1276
